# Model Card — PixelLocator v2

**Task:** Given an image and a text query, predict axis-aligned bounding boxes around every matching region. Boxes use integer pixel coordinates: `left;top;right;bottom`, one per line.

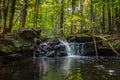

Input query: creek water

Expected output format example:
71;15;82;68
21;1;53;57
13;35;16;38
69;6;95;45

0;56;120;80
62;41;87;56
0;42;120;80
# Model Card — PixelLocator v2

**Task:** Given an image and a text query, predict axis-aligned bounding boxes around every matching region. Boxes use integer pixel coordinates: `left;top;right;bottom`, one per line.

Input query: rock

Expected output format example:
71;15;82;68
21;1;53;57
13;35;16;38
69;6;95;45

18;28;41;41
34;39;67;57
15;39;34;52
56;51;67;57
0;39;34;54
0;39;16;54
46;51;56;57
67;35;100;43
0;28;42;63
1;54;22;64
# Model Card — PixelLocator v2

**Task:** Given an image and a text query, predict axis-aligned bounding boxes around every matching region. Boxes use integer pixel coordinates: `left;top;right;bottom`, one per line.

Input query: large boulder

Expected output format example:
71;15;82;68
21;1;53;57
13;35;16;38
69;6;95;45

17;28;41;41
0;28;41;56
0;39;16;54
0;28;42;64
34;39;67;57
0;38;34;55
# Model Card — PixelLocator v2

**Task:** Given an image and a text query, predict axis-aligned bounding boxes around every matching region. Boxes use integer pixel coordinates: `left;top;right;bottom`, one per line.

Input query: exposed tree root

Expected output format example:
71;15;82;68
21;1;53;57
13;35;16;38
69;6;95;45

94;35;120;56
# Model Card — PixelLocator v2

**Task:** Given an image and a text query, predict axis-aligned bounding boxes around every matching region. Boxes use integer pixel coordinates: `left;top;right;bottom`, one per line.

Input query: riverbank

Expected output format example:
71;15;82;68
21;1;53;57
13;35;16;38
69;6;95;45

0;29;120;64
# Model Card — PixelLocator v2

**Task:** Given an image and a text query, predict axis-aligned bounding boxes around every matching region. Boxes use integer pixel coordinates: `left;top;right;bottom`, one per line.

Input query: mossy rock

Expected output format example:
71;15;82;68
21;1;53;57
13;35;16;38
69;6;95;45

18;28;41;41
0;38;34;54
15;39;34;51
0;44;15;54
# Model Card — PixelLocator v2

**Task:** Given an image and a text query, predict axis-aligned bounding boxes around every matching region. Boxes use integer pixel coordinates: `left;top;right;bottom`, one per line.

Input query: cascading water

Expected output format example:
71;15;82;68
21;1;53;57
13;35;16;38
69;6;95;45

62;41;86;56
33;40;95;57
61;41;73;56
80;43;85;55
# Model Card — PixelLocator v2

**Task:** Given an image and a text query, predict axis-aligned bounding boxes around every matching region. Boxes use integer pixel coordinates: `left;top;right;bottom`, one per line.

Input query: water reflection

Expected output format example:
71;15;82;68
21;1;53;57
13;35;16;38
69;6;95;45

0;56;120;80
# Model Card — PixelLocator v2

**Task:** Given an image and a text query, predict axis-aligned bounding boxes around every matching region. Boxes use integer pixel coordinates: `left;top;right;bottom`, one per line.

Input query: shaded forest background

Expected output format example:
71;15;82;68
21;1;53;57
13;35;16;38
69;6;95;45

0;0;120;39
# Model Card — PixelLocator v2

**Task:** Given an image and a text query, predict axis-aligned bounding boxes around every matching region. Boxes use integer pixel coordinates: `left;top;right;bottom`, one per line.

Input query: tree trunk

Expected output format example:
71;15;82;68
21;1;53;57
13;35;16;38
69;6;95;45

80;0;84;32
91;0;98;56
118;8;120;32
34;0;37;28
9;0;16;32
108;8;112;33
116;8;120;32
2;0;9;35
34;0;39;28
0;0;2;35
59;0;64;36
101;0;105;33
90;0;93;26
108;1;112;33
20;0;28;29
71;0;75;34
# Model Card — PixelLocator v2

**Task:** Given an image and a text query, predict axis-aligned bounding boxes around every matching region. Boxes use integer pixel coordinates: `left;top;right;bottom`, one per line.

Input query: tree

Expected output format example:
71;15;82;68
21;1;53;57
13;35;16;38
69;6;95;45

9;0;16;32
0;0;2;34
20;0;28;29
107;0;112;33
101;0;105;33
80;0;84;32
2;0;9;35
59;0;64;36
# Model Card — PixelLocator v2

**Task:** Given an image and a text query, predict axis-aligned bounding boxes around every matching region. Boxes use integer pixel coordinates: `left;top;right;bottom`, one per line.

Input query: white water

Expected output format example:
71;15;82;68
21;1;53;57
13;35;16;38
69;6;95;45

61;41;74;56
80;43;85;55
62;41;85;56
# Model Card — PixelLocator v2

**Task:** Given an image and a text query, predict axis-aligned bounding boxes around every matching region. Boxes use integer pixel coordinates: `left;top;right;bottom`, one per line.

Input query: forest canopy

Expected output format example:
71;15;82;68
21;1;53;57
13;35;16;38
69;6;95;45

0;0;120;38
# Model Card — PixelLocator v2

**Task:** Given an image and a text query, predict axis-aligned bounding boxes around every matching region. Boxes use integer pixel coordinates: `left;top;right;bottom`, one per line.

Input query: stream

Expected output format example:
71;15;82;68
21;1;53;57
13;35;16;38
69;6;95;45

0;56;120;80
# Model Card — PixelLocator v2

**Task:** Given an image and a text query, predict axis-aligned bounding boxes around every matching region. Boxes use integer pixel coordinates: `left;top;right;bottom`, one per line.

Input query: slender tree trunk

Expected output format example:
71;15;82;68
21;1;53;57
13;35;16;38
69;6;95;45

59;0;64;36
34;0;37;28
36;0;40;28
20;0;28;29
119;8;120;32
108;0;112;33
101;0;105;33
71;0;75;34
0;0;2;28
0;0;2;35
9;0;16;32
111;15;114;33
2;0;9;35
108;8;112;33
111;0;115;33
91;0;98;56
90;0;93;28
80;0;84;32
117;8;120;32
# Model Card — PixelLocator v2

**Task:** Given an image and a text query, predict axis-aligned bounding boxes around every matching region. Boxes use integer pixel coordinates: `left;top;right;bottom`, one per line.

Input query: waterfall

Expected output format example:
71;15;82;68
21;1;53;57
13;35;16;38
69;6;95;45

62;41;86;56
61;41;73;56
80;43;85;55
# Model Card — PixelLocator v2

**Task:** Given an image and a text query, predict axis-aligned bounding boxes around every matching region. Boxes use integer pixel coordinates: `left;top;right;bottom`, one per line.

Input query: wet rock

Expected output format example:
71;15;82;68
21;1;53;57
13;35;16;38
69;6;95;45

34;39;67;57
46;40;66;57
1;54;22;64
46;51;56;57
56;51;67;57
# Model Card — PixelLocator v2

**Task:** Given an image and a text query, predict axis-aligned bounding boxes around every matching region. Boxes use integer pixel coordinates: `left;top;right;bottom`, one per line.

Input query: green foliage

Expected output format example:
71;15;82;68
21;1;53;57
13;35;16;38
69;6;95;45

1;0;120;37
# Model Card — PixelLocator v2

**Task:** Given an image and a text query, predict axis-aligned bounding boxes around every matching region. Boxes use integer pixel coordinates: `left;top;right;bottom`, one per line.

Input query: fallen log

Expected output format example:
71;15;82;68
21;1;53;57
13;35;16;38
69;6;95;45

94;35;120;56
